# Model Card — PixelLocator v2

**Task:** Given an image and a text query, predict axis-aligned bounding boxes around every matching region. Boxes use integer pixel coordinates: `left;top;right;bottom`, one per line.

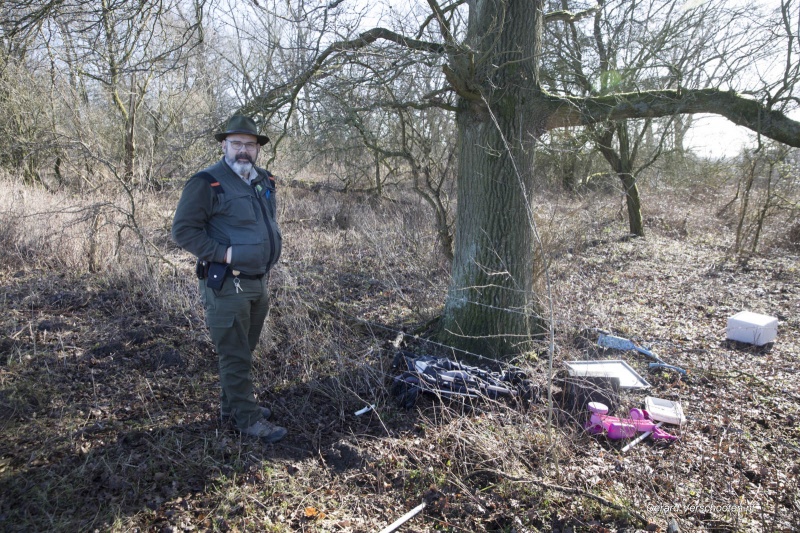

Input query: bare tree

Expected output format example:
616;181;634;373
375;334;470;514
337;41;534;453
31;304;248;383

543;0;765;236
230;0;800;357
0;0;213;277
730;143;799;255
0;0;207;188
213;1;460;254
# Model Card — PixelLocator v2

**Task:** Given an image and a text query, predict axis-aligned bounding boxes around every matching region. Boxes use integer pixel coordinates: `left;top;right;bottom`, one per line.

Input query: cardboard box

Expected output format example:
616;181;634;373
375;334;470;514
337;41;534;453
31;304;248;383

726;311;778;346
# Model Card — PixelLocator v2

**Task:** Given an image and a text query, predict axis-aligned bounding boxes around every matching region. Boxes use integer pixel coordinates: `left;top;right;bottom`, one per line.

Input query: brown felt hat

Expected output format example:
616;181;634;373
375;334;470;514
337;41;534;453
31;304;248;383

214;115;270;145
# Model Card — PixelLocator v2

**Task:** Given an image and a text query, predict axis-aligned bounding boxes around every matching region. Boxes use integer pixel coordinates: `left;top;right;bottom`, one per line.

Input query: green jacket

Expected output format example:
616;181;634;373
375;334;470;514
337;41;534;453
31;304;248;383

172;159;282;275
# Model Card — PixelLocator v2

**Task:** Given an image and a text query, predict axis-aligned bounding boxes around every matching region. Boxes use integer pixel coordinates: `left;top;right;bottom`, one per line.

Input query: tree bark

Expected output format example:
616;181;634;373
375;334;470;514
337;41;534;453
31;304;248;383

440;0;545;358
595;123;645;236
621;172;643;236
615;123;644;237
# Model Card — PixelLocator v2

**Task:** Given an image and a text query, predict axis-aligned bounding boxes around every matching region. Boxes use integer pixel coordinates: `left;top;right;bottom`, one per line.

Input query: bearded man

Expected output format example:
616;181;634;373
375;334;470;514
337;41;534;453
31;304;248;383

172;115;285;443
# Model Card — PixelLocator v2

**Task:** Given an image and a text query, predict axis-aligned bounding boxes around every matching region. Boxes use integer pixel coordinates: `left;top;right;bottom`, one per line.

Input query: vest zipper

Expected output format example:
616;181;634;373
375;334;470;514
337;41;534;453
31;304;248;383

252;182;276;269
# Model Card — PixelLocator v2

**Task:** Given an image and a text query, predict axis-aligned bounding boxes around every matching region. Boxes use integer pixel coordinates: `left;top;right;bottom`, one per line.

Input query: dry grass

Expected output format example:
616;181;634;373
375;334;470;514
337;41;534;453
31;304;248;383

0;167;798;532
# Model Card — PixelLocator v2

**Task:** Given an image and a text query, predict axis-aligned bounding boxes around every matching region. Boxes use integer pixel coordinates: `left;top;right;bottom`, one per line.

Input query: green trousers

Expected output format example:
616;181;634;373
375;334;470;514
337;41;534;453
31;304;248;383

200;275;270;430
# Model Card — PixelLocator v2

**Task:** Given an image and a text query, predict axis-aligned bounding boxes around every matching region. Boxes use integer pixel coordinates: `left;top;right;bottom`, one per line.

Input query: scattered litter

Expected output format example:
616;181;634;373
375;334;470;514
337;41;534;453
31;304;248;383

647;362;687;374
621;422;664;453
564;360;650;389
597;333;686;374
568;333;689;453
644;397;686;425
598;333;659;361
391;353;535;409
585;401;678;444
727;311;778;346
354;404;375;416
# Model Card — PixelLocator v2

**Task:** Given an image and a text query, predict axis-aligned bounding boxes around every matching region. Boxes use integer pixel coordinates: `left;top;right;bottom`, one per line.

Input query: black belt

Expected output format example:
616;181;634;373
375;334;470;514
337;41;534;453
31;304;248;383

232;272;264;280
197;260;265;281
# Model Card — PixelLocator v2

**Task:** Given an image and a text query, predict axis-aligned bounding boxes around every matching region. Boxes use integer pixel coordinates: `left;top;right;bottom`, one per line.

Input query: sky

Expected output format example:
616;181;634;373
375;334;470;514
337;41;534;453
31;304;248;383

684;115;758;158
685;109;800;158
652;0;797;158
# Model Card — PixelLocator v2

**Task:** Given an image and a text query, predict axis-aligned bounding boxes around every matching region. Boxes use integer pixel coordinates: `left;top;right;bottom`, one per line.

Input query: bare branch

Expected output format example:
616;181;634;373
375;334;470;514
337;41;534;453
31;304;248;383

544;6;598;24
239;27;447;117
425;0;457;46
416;0;467;40
547;89;800;148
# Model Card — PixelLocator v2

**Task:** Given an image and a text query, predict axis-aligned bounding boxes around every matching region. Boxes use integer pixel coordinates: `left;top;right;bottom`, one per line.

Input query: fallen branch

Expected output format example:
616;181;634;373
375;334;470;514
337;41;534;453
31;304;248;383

471;469;651;527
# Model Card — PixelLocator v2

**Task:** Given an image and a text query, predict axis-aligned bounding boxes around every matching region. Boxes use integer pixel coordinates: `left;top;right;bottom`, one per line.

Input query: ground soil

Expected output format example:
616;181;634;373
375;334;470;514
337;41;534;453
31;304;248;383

0;225;798;532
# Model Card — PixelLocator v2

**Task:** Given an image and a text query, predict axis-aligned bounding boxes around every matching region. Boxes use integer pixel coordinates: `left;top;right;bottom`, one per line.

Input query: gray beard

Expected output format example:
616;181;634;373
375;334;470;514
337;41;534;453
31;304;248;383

225;155;254;180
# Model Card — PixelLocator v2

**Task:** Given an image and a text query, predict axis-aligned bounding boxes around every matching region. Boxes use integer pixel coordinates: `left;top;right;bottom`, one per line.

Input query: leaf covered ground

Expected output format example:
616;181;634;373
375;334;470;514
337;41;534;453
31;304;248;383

0;185;798;532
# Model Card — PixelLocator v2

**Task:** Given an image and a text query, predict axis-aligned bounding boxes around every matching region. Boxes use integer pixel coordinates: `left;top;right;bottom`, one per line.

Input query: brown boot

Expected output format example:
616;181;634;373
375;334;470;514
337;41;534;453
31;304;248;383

240;419;287;443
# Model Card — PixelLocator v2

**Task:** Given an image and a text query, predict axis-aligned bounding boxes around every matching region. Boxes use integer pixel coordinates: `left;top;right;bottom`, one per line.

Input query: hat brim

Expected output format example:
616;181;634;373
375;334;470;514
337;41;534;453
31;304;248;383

215;131;270;145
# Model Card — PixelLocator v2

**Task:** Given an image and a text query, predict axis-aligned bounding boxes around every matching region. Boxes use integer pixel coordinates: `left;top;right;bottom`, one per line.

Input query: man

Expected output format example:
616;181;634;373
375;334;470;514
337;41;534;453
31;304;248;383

172;115;286;443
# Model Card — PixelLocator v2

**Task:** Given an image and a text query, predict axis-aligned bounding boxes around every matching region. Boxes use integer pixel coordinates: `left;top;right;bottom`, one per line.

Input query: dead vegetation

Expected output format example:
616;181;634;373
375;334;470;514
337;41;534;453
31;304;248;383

0;172;798;532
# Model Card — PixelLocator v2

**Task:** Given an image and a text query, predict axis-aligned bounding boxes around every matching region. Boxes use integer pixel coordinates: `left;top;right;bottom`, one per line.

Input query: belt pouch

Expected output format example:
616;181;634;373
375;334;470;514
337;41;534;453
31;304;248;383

206;262;228;290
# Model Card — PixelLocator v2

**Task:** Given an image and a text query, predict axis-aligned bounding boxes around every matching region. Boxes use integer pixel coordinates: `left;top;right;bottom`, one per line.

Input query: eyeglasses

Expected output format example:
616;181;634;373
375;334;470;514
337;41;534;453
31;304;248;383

226;140;259;151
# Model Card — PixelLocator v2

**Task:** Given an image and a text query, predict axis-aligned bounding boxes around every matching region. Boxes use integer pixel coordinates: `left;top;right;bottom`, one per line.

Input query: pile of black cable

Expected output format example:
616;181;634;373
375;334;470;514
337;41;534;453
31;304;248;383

390;351;538;409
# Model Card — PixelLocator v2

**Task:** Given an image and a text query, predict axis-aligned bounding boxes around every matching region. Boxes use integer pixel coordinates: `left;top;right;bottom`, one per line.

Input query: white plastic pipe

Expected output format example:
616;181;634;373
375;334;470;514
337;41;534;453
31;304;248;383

354;404;375;416
378;502;426;533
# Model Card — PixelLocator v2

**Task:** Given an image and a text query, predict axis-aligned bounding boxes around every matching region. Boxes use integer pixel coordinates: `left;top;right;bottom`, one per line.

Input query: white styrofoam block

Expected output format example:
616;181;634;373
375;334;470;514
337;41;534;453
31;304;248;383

726;311;778;346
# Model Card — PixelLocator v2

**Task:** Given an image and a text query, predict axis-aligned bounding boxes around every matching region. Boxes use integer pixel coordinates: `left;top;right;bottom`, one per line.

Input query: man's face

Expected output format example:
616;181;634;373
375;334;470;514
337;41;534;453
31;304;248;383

222;133;260;177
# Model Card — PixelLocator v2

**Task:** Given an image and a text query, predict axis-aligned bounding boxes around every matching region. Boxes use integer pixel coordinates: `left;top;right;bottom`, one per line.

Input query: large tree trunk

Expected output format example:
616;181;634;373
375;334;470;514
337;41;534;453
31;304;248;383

440;0;545;358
